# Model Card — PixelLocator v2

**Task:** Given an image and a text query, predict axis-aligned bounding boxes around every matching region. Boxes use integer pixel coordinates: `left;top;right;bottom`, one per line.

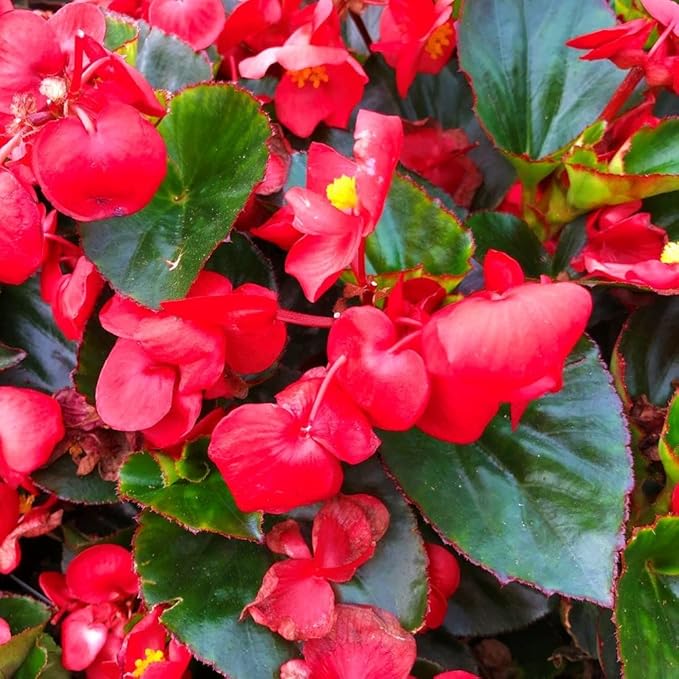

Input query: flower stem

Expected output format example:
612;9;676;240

599;67;644;124
307;354;347;424
276;308;336;328
388;329;422;354
349;11;373;51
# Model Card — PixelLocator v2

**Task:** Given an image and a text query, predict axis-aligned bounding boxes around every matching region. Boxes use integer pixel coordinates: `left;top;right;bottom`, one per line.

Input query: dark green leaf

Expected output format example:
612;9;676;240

135;23;213;92
337;459;428;631
206;232;276;290
659;391;679;485
612;297;679;406
73;305;115;405
81;84;270;308
444;557;551;636
0;277;75;392
0;596;51;679
15;634;68;679
616;517;679;678
366;174;473;281
465;212;550;277
415;631;479;676
552;216;587;275
119;447;263;541
381;338;631;605
33;456;118;505
644;191;679;240
0;343;26;371
458;0;624;159
135;512;296;677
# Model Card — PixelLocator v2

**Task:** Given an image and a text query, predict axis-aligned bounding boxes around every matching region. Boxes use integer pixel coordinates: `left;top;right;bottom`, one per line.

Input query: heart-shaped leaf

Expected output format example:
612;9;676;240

337;458;429;631
616;517;679;678
81;83;270;308
458;0;624;161
119;446;263;541
380;338;632;605
134;511;296;677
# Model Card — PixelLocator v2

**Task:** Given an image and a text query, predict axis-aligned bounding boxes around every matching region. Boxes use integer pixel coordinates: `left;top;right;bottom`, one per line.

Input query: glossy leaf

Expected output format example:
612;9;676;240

644;191;679;240
104;13;138;51
206;232;276;290
0;277;75;392
0;596;51;679
0;343;26;371
465;212;550;277
32;455;118;505
135;22;212;92
15;634;68;679
612;297;679;407
337;459;429;631
659;391;679;484
381;339;631;605
444;558;551;636
119;447;263;541
458;0;624;159
366;174;473;282
616;517;679;678
134;512;296;677
81;84;270;308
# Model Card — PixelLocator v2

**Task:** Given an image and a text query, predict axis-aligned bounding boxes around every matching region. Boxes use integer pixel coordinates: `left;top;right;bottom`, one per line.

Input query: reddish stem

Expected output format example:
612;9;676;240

599;68;644;124
44;232;82;255
349;11;373;50
276;308;336;328
388;329;422;354
394;317;423;330
69;31;86;95
72;105;96;134
307;354;347;425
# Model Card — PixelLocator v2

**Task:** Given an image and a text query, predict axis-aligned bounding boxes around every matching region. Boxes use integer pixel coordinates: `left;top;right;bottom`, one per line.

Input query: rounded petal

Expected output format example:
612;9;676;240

208;403;344;513
147;0;225;50
48;3;106;61
243;560;336;640
95;339;176;431
423;544;460;630
0;171;43;285
0;617;10;645
0;387;64;477
301;604;416;679
142;390;203;449
33;102;166;221
61;607;109;671
266;520;312;560
66;544;139;604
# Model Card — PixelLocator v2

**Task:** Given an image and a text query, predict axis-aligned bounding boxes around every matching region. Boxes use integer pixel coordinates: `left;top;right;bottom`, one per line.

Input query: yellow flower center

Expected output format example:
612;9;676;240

18;493;34;515
132;648;165;677
326;175;358;212
424;22;454;59
287;66;329;89
660;241;679;264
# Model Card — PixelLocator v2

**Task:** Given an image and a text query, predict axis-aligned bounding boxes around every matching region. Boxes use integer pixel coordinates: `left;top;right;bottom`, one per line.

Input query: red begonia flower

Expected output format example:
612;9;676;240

209;372;379;512
571;201;679;293
672;484;679;515
0;490;63;575
278;604;417;679
385;275;446;326
642;0;679;32
0;617;9;645
0;169;43;284
566;18;654;68
251;204;301;250
146;0;226;50
434;673;481;679
239;0;367;137
0;386;64;486
327;306;430;430
399;120;482;208
423;543;460;630
282;110;402;301
119;606;192;678
418;251;592;443
33;101;167;221
372;0;456;97
244;495;389;640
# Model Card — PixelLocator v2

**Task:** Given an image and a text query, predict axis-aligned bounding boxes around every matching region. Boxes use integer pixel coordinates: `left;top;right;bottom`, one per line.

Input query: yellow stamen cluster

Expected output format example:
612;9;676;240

17;492;34;515
132;648;165;677
326;175;358;212
660;241;679;264
424;22;454;59
288;66;329;89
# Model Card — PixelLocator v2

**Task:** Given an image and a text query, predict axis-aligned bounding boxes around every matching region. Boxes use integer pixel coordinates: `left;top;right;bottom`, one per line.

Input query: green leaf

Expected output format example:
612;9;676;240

660;391;679;485
612;297;679;407
135;23;213;92
465;212;550;277
15;634;68;679
552;216;587;275
135;512;296;677
104;13;138;52
0;596;51;679
566;120;679;210
337;459;429;631
0;342;26;371
206;232;276;290
73;304;115;405
32;456;118;505
457;0;624;159
380;338;632;605
564;602;621;679
616;517;679;678
644;190;679;240
366;174;473;282
0;277;75;392
81;83;270;309
444;558;551;636
119;445;263;541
